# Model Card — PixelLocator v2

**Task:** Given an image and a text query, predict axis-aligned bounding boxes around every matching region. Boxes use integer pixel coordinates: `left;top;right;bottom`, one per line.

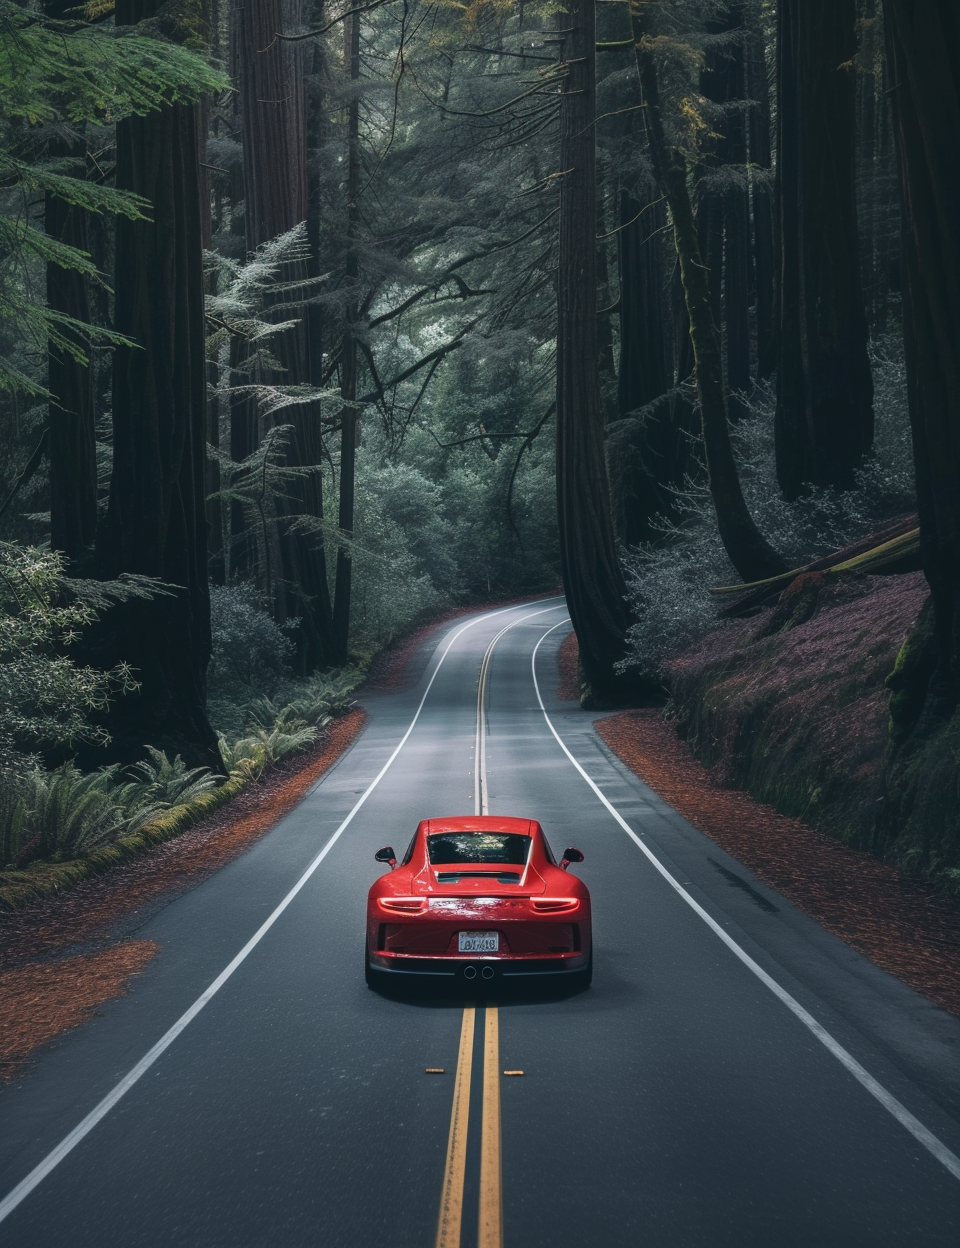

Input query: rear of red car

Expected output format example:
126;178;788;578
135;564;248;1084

365;816;592;987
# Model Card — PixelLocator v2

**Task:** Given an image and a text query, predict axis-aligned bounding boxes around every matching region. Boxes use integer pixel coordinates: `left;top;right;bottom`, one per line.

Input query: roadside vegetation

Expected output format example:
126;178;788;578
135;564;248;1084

0;543;361;905
1;0;959;905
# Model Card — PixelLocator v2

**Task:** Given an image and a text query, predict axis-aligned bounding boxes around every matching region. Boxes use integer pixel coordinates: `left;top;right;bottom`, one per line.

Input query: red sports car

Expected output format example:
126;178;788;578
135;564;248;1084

365;815;592;988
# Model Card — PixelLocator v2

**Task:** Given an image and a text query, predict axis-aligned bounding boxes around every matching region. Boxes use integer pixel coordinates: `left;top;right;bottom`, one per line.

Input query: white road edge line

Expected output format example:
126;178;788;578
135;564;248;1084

474;606;565;816
0;597;565;1226
531;619;960;1185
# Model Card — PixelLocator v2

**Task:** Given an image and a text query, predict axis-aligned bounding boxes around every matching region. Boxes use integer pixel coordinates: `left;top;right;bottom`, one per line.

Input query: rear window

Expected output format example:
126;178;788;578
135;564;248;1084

428;832;531;866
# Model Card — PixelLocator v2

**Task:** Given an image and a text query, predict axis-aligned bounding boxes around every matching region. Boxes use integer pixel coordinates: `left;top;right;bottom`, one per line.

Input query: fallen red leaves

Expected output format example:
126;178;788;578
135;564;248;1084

0;941;159;1079
0;709;366;1076
597;708;960;1019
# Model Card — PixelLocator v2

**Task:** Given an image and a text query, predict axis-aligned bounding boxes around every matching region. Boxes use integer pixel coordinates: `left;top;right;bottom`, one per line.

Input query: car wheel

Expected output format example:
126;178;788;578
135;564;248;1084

364;943;377;988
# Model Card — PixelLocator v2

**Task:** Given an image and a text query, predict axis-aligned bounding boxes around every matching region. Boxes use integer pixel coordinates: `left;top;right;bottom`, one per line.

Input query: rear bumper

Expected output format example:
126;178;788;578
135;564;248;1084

367;951;589;979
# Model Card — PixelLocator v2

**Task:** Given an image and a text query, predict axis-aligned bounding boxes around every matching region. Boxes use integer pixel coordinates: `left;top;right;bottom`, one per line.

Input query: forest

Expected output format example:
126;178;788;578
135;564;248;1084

1;0;959;898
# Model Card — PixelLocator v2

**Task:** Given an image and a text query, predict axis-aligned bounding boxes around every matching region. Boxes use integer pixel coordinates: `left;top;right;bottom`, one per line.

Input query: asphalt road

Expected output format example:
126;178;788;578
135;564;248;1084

2;599;960;1247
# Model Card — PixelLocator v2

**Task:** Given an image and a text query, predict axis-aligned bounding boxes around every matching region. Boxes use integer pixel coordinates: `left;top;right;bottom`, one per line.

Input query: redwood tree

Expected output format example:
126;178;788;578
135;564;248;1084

775;0;874;499
97;0;219;768
556;0;633;699
884;1;960;714
235;0;337;669
699;2;751;420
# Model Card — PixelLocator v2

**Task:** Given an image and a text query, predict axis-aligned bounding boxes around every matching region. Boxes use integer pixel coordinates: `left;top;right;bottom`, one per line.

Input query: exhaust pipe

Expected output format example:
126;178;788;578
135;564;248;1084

481;965;495;980
463;965;478;980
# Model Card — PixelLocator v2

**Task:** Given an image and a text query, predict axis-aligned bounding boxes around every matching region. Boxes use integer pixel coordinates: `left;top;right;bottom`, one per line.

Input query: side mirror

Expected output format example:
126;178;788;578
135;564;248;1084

560;847;584;869
375;846;397;868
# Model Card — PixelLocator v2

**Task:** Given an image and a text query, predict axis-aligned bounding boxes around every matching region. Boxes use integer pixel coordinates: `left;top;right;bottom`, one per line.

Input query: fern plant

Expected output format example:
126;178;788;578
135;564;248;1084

205;224;337;591
13;764;130;862
114;747;219;834
217;722;318;782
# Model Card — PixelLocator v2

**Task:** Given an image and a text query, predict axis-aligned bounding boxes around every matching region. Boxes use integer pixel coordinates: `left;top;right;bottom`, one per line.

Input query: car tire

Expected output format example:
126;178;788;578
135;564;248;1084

364;943;377;988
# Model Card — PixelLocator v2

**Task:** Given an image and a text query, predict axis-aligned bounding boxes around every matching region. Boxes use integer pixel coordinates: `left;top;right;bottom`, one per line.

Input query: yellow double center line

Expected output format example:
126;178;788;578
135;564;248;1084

435;1006;502;1248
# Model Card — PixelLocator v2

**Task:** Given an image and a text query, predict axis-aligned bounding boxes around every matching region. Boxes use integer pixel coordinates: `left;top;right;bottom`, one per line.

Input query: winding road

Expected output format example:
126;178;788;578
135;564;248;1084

2;599;960;1246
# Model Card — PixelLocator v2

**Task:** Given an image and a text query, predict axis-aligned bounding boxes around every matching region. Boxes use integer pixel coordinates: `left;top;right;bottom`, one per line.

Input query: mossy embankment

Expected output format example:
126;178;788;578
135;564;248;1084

663;570;960;894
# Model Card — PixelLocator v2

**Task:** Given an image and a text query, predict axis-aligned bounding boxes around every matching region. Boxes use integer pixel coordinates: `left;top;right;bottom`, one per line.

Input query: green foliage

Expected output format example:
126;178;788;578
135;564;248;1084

0;779;31;870
217;722;318;782
0;542;139;771
10;763;128;862
0;3;226;126
207;584;296;722
0;0;228;396
113;746;219;832
210;624;359;779
215;670;359;779
0;745;221;869
205;226;337;590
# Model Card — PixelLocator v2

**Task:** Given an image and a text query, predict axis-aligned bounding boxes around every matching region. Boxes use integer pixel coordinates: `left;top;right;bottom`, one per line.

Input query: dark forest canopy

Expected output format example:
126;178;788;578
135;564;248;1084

1;0;959;872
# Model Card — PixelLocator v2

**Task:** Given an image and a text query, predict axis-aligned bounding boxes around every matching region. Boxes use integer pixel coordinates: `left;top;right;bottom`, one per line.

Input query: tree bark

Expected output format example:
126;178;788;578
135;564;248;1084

332;7;360;662
236;0;337;671
633;28;786;583
747;0;777;380
700;2;751;420
775;0;874;500
617;183;670;422
613;179;700;546
97;0;219;770
556;0;633;699
884;1;960;713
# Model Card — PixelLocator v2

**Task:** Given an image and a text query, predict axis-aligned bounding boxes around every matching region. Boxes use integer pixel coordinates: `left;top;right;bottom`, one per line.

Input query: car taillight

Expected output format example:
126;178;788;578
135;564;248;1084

378;898;427;913
531;898;579;913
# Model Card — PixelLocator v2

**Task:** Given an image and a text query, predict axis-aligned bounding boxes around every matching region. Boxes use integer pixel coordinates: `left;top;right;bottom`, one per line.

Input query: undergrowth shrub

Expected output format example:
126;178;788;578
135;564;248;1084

114;748;220;834
0;747;226;868
11;764;129;862
0;542;139;774
218;722;318;782
213;670;358;781
207;584;297;733
619;343;915;680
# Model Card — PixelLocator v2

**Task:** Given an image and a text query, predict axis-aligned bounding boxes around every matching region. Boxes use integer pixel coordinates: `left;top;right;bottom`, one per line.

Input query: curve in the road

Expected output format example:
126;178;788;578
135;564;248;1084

0;598;563;1229
3;597;960;1248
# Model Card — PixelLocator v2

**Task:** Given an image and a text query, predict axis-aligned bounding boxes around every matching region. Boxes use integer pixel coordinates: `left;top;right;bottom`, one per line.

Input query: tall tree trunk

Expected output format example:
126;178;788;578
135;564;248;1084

614;178;698;546
45;0;97;566
700;2;751;420
746;0;777;380
633;27;786;583
332;7;360;661
884;1;960;715
97;0;219;770
775;0;874;500
616;184;670;422
236;0;337;671
556;0;633;699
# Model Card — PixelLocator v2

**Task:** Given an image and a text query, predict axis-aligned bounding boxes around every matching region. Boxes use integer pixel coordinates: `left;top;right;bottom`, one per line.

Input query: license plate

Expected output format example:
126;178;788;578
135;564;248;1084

459;931;499;953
